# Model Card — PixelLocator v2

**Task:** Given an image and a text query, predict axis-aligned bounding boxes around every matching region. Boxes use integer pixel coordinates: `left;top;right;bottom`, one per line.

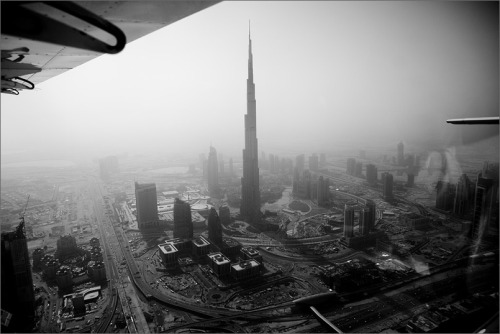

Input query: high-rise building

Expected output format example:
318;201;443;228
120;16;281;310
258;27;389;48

407;173;415;187
397;142;405;166
219;205;231;226
319;153;326;168
317;176;330;206
382;172;394;201
309;154;319;171
207;208;223;245
1;219;35;332
346;158;356;176
207;146;219;195
135;182;158;229
344;201;356;238
436;181;455;211
471;162;499;239
240;29;261;224
354;162;363;177
269;153;275;173
295;154;305;173
229;158;234;175
366;164;378;186
173;198;193;239
454;174;472;217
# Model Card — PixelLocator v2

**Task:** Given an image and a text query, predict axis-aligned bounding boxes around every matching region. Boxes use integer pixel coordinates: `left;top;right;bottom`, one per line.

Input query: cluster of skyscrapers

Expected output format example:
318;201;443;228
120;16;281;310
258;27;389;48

436;162;499;239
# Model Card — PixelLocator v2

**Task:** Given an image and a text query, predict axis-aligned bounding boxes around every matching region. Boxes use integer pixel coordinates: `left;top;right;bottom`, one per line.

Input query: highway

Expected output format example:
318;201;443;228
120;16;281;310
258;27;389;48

89;177;147;333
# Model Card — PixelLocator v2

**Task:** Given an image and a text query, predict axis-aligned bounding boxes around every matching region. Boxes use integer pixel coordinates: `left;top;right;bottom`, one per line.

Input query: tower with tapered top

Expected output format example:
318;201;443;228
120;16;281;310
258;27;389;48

240;24;261;224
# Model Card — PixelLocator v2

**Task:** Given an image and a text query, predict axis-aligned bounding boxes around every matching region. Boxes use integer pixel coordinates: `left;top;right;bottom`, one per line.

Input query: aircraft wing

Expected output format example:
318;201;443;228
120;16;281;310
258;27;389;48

446;117;499;125
1;1;219;93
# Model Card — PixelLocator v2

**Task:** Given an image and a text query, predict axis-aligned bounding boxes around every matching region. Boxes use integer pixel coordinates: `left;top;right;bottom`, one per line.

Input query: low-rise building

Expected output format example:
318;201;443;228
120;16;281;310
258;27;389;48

192;236;211;258
231;259;261;281
56;265;73;290
207;252;231;278
240;246;263;263
158;243;178;267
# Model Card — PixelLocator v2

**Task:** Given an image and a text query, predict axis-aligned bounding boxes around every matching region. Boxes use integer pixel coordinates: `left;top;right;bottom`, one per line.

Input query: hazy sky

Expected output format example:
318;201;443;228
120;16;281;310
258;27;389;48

1;1;498;163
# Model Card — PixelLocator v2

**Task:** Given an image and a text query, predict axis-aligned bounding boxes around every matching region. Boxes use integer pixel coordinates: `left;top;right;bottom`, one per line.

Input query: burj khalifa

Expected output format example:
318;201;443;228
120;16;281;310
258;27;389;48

240;27;261;224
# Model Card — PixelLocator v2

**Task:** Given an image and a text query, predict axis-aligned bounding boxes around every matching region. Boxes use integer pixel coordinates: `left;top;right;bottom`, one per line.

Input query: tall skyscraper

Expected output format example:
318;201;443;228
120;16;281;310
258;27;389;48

453;174;472;217
173;198;193;239
229;158;234;175
309;154;319;171
471;162;499;239
344;201;356;238
317;176;330;206
1;219;35;332
295;154;305;173
382;172;394;201
366;164;378;186
240;28;261;224
319;153;326;168
436;181;455;211
346;158;356;176
397;142;405;166
207;208;223;245
135;182;158;229
207;146;219;195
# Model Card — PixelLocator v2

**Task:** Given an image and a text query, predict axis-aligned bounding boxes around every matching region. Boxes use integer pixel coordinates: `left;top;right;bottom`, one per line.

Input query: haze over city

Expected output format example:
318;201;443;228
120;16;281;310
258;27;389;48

2;1;498;164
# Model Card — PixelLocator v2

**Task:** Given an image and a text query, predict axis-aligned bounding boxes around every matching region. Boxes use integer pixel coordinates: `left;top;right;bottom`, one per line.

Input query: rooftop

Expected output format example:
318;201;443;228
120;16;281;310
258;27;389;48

208;252;230;264
232;259;260;271
158;243;178;254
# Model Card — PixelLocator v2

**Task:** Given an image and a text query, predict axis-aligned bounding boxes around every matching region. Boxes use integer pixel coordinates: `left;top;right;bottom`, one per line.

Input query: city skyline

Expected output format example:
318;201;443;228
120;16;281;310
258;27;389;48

1;1;498;165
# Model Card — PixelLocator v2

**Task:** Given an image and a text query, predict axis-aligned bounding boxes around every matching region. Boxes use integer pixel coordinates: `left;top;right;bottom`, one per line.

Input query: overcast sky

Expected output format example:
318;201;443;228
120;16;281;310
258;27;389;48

1;1;498;164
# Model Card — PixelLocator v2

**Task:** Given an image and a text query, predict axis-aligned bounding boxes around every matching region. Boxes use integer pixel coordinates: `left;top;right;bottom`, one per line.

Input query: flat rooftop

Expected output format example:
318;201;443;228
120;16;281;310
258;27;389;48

232;259;260;271
192;236;210;247
158;243;178;254
208;252;230;265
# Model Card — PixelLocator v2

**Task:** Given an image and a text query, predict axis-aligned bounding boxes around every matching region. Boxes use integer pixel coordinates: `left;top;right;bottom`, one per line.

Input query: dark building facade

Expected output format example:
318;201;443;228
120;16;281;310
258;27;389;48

309;154;319;171
173;198;193;239
240;30;261;224
453;173;473;217
295;154;305;173
471;162;499;239
344;201;357;238
382;172;394;201
317;176;330;206
346;158;356;176
207;208;223;245
207;146;219;195
135;182;158;229
366;164;378;186
397;142;404;166
436;181;455;211
1;220;35;332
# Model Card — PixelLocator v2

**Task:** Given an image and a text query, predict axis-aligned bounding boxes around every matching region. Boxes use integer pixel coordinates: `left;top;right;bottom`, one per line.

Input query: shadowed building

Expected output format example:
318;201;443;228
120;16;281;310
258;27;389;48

453;174;473;217
471;162;499;239
135;182;158;229
240;28;261;224
366;164;378;186
309;154;319;171
346;158;356;176
207;146;219;195
207;208;223;245
397;142;404;166
382;172;394;201
436;181;455;211
173;198;193;239
1;219;35;332
344;201;357;238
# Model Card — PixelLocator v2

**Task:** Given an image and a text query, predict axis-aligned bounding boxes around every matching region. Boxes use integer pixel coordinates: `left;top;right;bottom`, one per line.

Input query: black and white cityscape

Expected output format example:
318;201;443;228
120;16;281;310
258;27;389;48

1;1;499;333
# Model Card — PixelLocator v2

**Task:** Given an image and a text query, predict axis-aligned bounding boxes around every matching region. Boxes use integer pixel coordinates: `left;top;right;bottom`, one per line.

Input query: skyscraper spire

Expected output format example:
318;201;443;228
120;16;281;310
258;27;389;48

241;25;260;224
